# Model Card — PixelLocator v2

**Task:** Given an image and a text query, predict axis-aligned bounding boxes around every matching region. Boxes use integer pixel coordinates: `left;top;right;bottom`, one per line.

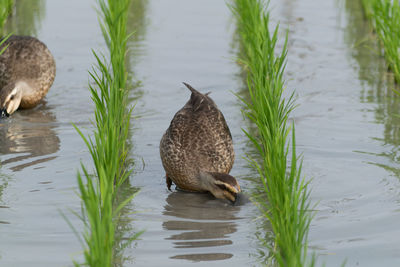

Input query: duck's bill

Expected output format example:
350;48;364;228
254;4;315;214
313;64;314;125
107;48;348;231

0;108;9;118
232;192;249;206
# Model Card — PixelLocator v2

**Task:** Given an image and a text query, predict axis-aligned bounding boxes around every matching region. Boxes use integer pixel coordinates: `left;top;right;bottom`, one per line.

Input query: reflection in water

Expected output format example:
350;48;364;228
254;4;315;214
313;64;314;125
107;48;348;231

162;191;241;262
112;1;148;265
127;0;148;42
243;173;275;265
279;0;298;25
126;0;148;103
170;253;232;261
0;174;11;225
343;0;400;167
4;0;46;36
113;182;141;267
0;103;60;171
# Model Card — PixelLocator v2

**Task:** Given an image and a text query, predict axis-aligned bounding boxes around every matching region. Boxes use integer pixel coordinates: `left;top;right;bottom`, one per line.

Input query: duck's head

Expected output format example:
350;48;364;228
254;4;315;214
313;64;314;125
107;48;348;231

0;82;25;118
199;171;241;203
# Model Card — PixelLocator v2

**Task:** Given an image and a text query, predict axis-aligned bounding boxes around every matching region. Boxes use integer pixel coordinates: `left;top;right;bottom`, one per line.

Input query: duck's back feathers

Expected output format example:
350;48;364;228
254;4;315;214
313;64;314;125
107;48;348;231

0;35;56;108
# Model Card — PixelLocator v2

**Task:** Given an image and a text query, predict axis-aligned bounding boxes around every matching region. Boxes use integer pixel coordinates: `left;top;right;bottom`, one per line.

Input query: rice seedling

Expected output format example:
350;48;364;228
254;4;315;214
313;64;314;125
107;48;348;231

360;0;400;83
0;0;12;116
373;0;400;83
0;0;13;29
72;0;141;266
0;1;11;170
230;0;314;266
360;0;377;20
3;0;46;36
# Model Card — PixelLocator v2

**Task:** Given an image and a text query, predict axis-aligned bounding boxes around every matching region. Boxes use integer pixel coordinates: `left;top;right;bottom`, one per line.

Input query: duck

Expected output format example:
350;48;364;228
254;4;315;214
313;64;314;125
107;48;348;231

160;82;241;203
0;35;56;118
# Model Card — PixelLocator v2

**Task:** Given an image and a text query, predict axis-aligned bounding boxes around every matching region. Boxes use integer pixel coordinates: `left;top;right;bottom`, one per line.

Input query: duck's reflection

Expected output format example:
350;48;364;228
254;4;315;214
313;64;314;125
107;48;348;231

162;191;241;262
0;103;60;171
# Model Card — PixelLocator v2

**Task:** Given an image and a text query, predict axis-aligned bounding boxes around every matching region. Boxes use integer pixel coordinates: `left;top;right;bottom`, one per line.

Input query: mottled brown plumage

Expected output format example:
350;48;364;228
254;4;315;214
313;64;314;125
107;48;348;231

0;35;56;117
160;83;240;202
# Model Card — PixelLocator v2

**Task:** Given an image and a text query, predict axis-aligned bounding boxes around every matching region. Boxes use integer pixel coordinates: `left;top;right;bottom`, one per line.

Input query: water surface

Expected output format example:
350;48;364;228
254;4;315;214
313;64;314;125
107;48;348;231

1;0;400;266
270;0;400;265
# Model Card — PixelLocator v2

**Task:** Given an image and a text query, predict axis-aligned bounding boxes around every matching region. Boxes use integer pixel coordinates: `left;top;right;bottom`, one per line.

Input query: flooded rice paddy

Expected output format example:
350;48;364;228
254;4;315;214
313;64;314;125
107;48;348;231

0;0;400;266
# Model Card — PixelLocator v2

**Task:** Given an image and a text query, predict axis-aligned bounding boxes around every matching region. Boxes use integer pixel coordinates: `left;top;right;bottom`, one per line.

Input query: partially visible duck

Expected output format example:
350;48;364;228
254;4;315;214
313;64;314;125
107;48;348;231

160;83;240;203
0;35;56;118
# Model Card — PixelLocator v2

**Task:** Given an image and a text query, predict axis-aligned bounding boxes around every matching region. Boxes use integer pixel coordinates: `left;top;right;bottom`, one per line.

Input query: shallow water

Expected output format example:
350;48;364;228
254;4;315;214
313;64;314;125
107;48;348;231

1;0;400;266
271;0;400;266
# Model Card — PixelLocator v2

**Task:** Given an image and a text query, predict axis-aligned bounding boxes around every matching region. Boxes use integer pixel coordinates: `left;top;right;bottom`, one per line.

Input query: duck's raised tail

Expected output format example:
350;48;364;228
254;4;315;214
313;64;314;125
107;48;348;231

182;82;201;95
182;82;215;111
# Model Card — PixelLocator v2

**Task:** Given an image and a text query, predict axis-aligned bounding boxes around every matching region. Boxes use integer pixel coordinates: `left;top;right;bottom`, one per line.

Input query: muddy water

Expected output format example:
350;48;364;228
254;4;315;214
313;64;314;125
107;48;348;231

1;0;400;266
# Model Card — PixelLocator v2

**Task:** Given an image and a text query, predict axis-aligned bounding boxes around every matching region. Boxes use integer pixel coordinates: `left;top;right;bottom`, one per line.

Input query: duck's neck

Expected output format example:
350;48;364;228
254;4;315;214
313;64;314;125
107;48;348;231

15;81;34;97
15;80;38;108
197;171;214;190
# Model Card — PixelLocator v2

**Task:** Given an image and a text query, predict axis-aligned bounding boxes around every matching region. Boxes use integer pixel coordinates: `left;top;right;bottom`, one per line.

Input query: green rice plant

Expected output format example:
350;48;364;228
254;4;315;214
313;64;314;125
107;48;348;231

230;0;314;265
360;0;400;83
360;0;378;19
72;0;141;266
3;0;46;36
372;0;400;83
0;0;13;29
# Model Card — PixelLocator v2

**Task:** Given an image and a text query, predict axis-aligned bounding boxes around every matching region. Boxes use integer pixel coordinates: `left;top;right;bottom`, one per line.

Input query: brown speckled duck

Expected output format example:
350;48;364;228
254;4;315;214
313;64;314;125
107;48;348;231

160;82;241;203
0;35;56;118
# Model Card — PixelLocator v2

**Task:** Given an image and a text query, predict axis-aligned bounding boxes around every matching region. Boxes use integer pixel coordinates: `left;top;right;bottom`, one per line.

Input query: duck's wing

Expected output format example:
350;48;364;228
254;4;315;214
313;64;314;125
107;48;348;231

182;84;235;173
160;105;196;188
161;84;235;176
0;36;55;86
0;38;15;88
192;103;235;174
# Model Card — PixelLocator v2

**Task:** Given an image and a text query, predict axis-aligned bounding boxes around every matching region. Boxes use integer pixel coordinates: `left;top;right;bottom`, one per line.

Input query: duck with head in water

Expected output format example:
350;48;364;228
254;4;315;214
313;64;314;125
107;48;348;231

160;83;241;203
0;35;56;118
